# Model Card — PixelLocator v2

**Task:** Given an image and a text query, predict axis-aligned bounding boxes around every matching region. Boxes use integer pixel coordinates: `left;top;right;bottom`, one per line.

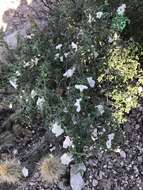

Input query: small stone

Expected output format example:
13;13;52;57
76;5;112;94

120;150;126;158
135;124;140;129
138;156;142;162
13;149;18;155
4;29;27;49
99;171;104;179
70;163;86;190
29;182;35;185
22;167;29;177
70;173;85;190
92;179;98;187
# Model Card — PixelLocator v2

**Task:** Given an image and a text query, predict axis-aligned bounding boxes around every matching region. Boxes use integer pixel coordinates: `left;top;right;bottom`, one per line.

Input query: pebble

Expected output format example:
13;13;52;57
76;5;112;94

120;150;126;158
92;179;98;187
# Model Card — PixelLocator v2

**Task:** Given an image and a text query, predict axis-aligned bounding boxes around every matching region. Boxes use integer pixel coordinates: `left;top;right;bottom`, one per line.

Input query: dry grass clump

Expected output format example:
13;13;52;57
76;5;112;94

39;155;65;184
0;159;22;184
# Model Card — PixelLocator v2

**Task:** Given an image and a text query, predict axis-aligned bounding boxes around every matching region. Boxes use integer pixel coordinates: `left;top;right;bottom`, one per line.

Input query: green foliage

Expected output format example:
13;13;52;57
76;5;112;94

8;0;143;159
112;15;130;32
98;42;143;123
109;0;143;44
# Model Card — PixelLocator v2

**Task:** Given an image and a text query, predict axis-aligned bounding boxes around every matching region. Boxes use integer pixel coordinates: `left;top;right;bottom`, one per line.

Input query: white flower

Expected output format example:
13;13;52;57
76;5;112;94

31;57;39;66
60;56;64;62
75;85;88;92
71;42;78;52
31;90;37;99
49;146;56;152
117;4;126;16
9;77;18;89
64;52;69;58
27;33;34;39
51;122;64;137
60;153;73;165
88;13;93;23
87;77;95;88
96;11;103;19
23;61;30;68
96;105;104;115
56;44;62;50
108;36;113;43
106;133;115;149
74;98;82;112
63;67;75;78
54;53;60;60
36;97;45;110
113;32;119;41
63;107;68;113
63;136;73;149
91;128;98;141
27;35;32;39
9;103;13;109
15;70;21;76
94;51;99;58
22;167;29;177
126;96;132;102
138;86;143;94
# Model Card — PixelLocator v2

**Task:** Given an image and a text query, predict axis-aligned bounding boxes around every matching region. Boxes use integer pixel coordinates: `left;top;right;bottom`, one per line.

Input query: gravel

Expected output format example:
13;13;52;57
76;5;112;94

84;102;143;190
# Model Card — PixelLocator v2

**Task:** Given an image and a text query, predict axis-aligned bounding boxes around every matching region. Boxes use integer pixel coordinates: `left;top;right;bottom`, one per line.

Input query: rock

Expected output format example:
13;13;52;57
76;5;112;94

138;156;142;162
27;0;32;5
98;171;104;180
114;147;126;158
70;163;86;190
71;163;86;176
4;29;27;49
0;0;50;50
106;133;115;149
58;181;71;190
2;9;16;23
70;173;85;190
0;0;21;30
120;150;126;158
22;167;29;177
92;179;98;187
4;31;18;49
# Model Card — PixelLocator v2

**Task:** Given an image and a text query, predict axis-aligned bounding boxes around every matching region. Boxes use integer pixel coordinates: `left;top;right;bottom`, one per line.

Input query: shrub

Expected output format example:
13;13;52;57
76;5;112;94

0;159;22;184
98;41;143;123
8;0;143;159
39;155;65;184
